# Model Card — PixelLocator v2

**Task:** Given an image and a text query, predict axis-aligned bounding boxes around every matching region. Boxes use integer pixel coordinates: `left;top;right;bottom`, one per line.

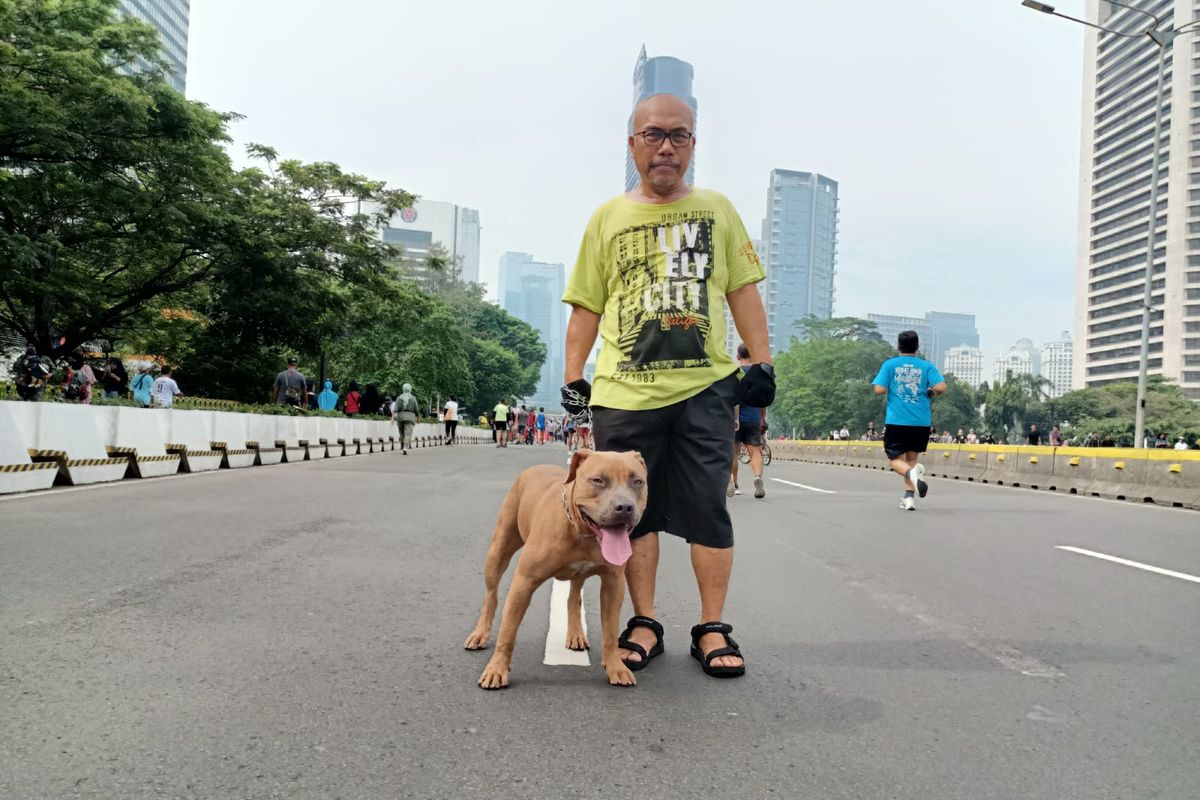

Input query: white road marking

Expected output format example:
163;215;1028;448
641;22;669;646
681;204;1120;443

770;478;838;494
543;579;590;666
1054;546;1200;585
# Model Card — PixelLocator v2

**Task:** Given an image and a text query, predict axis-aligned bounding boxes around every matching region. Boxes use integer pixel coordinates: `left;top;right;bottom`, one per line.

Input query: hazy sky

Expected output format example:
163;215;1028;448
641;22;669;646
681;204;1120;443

188;0;1086;366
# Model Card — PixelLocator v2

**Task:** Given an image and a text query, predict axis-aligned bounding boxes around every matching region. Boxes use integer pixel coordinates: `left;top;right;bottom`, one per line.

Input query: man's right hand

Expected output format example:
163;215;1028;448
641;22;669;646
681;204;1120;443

561;379;592;419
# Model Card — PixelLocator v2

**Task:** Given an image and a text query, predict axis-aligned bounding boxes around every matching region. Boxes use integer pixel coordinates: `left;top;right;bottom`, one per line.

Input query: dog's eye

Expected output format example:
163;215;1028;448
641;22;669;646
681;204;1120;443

631;477;645;487
590;476;606;486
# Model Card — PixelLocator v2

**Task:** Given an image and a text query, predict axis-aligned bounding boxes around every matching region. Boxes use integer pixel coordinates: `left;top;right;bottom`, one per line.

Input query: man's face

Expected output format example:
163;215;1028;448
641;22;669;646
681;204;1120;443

628;95;694;196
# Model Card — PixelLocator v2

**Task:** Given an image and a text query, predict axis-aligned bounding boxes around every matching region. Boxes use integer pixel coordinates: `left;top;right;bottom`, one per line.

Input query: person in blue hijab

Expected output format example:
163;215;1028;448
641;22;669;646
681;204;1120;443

317;380;339;411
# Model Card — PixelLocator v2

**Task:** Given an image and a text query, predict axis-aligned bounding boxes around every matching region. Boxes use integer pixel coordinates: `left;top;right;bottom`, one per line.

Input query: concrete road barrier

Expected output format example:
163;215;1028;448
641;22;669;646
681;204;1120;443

5;401;128;485
272;417;306;463
163;409;223;473
774;439;1200;510
296;418;325;460
0;402;59;494
94;405;182;478
209;411;256;469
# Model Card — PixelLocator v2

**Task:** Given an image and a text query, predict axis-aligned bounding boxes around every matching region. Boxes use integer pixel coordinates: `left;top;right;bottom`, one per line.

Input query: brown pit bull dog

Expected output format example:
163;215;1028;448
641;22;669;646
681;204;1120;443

464;449;647;689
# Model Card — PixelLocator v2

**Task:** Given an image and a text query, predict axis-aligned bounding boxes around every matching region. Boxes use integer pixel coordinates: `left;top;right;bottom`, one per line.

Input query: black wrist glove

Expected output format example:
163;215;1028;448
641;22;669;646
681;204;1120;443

561;379;592;419
926;388;937;399
735;363;776;408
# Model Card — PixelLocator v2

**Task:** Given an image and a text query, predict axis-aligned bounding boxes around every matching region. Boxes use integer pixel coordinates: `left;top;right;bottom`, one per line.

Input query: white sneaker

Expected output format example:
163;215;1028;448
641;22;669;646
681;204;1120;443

754;476;765;499
900;496;916;511
908;463;928;498
734;487;742;496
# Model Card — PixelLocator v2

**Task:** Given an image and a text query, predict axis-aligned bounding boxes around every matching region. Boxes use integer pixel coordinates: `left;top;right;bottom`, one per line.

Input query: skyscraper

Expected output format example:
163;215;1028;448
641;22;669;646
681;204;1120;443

994;347;1034;385
1040;332;1075;398
867;313;934;355
498;252;566;411
762;170;839;353
1074;0;1200;399
943;345;984;389
379;199;482;286
866;311;979;366
625;47;697;191
117;0;190;94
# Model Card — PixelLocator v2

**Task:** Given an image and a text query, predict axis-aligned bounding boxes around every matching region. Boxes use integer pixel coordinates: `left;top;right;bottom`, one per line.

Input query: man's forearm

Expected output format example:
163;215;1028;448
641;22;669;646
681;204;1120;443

564;305;601;383
726;284;772;364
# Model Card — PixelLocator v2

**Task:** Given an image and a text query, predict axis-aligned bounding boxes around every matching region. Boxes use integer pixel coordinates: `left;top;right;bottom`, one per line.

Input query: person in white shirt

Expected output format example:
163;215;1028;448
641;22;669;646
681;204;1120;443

1175;437;1190;451
443;395;459;445
151;366;182;408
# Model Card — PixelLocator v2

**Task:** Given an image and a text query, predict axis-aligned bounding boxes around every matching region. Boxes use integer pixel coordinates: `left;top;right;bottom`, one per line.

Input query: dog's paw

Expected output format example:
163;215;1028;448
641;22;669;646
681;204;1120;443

565;630;590;651
478;661;510;690
605;664;636;687
463;630;490;650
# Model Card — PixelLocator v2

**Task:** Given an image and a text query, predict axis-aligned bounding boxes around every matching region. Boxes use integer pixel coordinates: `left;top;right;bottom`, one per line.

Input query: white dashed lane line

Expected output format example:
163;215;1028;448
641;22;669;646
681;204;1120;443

770;477;838;494
543;579;590;666
1055;546;1200;585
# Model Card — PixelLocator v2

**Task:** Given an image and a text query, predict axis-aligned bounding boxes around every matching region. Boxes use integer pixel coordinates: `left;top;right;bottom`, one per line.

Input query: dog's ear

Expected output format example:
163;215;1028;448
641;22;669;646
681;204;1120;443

630;450;647;476
565;448;593;484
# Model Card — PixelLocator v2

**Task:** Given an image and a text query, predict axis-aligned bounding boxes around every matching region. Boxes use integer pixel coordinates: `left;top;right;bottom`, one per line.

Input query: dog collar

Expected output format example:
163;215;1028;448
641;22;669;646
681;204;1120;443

562;487;594;539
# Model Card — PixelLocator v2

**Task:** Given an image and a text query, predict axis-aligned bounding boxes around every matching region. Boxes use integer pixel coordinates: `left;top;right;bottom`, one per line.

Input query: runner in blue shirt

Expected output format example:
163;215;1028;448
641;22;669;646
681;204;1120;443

872;330;946;511
536;407;547;445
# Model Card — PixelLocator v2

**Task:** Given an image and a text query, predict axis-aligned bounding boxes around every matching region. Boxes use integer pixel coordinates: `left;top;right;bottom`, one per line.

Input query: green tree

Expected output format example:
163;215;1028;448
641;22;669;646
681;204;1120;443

931;374;981;435
797;316;885;342
0;0;239;357
454;299;546;398
773;336;894;437
466;337;524;412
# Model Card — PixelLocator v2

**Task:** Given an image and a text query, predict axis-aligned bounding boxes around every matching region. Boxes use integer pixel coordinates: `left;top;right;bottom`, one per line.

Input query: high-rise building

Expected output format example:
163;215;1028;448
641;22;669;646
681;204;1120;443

943;345;985;389
762;170;839;353
625;46;697;191
1041;331;1075;398
1074;0;1200;400
993;347;1034;385
866;310;979;366
117;0;190;94
499;252;566;411
379;199;482;286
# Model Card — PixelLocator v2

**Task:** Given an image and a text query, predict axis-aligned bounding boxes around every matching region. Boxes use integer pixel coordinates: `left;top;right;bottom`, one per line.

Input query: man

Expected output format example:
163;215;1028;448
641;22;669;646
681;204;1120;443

516;405;528;445
1175;436;1190;451
1025;423;1041;446
11;346;52;401
393;383;419;454
493;398;509;448
273;357;308;408
729;343;767;499
561;93;773;678
130;362;155;407
151;365;182;408
872;330;946;511
444;395;460;445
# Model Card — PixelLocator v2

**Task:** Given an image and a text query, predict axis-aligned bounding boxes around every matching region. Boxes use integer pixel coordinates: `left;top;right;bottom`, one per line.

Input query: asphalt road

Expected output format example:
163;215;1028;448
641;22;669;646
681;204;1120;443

1;445;1198;799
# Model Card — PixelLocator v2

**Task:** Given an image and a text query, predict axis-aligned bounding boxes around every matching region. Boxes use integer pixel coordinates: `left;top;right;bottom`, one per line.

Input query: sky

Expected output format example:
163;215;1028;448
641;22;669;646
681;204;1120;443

187;0;1087;368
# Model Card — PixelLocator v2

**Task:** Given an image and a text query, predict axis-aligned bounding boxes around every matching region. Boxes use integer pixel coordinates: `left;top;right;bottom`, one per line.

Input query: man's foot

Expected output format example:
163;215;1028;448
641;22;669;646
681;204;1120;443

402;448;407;455
690;622;745;676
726;478;736;498
617;620;661;667
900;496;915;511
908;463;928;498
753;476;765;499
734;486;742;495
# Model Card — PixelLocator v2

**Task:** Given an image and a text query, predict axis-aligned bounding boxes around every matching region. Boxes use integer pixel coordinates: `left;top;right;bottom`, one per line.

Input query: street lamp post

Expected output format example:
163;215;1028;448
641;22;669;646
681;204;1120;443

1022;1;1200;448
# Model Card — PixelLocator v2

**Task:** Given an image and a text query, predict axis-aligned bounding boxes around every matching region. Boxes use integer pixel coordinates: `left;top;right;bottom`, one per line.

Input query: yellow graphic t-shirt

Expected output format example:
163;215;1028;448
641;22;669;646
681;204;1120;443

563;189;766;411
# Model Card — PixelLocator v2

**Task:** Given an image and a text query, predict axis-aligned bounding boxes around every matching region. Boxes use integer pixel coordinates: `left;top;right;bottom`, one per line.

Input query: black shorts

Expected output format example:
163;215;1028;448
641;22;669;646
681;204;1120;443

592;372;738;549
884;424;930;459
735;424;763;447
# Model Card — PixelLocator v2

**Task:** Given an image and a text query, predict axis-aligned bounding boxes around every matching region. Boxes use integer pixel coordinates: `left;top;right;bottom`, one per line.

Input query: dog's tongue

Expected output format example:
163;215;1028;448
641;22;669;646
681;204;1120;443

597;526;633;566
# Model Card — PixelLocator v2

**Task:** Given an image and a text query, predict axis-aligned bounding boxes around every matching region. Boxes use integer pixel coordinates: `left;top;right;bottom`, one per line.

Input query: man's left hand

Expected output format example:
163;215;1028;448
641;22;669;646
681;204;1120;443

736;363;775;408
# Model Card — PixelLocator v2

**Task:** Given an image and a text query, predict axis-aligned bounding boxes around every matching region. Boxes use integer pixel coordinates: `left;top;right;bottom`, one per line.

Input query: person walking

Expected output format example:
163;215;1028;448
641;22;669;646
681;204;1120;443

444;395;460;445
273;357;308;408
62;353;96;404
344;381;361;417
872;330;946;511
11;346;52;401
394;383;419;454
130;362;155;407
536;407;547;444
151;365;182;408
1026;423;1042;446
317;380;339;411
1049;425;1064;447
493;398;509;448
561;92;773;678
361;384;383;418
100;357;128;400
729;343;767;499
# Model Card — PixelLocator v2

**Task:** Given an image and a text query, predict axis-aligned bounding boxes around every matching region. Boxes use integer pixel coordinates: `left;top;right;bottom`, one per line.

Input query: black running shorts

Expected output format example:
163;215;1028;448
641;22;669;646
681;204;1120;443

735;424;763;447
591;373;738;549
883;424;930;459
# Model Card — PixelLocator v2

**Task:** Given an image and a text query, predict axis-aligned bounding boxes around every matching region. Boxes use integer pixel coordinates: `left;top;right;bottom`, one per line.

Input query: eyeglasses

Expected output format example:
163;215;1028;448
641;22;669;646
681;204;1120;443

633;128;694;147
